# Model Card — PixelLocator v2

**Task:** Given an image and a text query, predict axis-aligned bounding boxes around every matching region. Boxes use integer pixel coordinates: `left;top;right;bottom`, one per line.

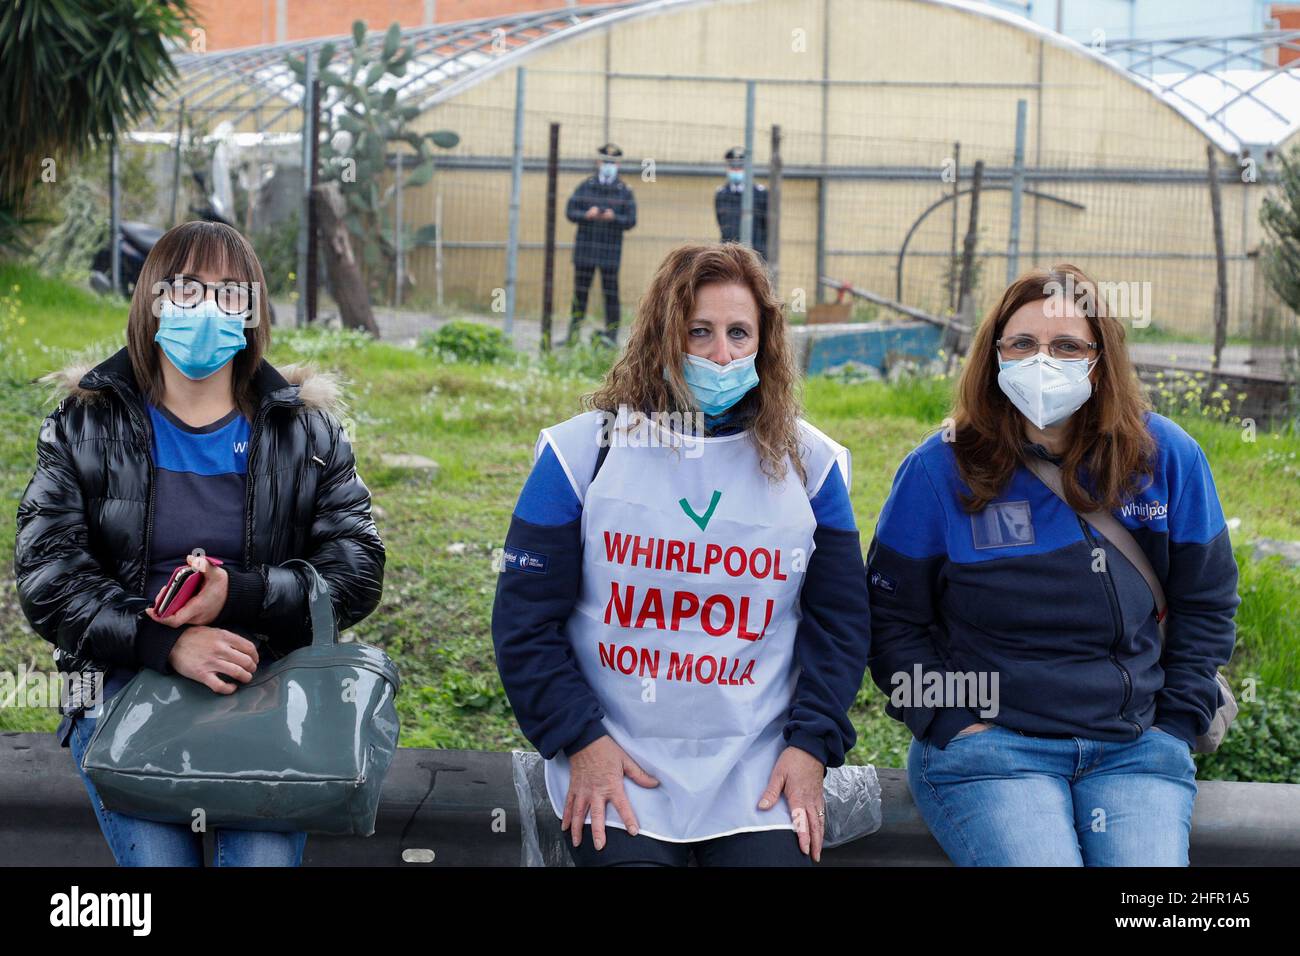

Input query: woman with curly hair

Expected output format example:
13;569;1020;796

492;242;871;866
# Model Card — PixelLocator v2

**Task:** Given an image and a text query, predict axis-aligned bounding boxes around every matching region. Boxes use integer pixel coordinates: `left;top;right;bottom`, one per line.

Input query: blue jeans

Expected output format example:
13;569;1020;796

908;724;1197;866
67;711;308;867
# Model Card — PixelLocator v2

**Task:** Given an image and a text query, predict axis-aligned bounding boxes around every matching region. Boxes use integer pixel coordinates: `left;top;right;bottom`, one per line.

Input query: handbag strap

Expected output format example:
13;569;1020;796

1025;456;1168;643
281;558;339;647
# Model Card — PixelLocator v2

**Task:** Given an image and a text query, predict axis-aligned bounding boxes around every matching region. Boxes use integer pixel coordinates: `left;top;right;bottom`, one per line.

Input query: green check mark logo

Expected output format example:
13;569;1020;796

679;490;722;531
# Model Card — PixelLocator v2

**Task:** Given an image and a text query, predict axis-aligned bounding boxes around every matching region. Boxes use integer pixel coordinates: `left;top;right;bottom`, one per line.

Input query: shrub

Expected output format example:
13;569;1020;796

1145;367;1247;423
1196;683;1300;783
537;336;618;380
419;321;515;364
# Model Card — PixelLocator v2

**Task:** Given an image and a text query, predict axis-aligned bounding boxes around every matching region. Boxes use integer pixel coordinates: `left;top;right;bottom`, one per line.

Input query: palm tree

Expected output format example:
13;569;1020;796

0;0;194;248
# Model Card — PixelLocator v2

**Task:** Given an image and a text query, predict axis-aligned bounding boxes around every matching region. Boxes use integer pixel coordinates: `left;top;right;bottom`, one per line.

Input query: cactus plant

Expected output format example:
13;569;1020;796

288;20;459;301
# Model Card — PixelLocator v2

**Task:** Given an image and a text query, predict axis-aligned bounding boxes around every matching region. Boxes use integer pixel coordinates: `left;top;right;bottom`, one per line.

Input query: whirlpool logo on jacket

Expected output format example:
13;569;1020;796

1120;498;1169;522
503;547;549;574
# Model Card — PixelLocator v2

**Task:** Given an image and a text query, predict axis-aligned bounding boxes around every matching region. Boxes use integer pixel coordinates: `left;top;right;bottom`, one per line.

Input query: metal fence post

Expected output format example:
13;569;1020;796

170;101;185;228
741;79;755;250
109;132;121;296
394;148;404;309
542;122;560;353
305;76;320;325
1208;145;1229;371
769;124;782;288
1006;99;1027;285
949;141;960;310
296;51;315;328
505;67;526;341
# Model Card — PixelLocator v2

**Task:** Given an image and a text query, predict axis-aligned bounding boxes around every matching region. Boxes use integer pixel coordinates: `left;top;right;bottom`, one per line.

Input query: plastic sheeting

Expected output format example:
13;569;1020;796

511;750;882;867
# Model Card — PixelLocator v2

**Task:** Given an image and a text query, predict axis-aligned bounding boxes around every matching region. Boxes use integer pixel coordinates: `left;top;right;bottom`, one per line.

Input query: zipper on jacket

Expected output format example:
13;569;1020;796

1077;515;1143;735
243;398;296;569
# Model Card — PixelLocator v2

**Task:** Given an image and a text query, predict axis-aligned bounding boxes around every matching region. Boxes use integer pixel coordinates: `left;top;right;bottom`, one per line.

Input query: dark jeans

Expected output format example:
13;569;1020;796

568;262;620;342
568;825;813;867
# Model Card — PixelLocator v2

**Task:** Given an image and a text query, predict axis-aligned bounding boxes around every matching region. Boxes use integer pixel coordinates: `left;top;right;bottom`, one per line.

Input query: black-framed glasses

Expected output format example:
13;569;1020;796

157;274;256;317
996;335;1099;361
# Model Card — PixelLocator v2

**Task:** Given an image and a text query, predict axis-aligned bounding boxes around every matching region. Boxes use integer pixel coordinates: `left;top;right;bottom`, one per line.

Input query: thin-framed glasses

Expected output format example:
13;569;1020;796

996;334;1099;362
158;273;255;317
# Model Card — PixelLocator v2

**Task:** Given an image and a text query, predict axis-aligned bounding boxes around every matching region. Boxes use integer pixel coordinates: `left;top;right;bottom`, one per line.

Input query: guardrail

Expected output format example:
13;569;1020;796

3;732;1297;866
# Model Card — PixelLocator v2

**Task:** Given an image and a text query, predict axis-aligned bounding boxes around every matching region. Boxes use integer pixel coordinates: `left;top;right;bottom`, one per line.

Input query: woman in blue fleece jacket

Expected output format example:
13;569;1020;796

491;243;871;867
867;264;1238;867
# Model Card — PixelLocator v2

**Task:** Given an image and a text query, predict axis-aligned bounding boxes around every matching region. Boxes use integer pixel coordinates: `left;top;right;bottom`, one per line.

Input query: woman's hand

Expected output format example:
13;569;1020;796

167;625;259;694
146;553;228;628
562;735;660;850
957;721;993;736
758;745;827;862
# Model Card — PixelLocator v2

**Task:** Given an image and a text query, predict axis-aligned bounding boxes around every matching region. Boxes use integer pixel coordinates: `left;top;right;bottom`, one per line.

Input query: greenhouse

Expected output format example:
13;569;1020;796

113;0;1300;363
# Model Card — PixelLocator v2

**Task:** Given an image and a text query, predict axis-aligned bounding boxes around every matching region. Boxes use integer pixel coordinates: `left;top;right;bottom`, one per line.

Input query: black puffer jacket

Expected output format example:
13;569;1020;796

13;346;385;725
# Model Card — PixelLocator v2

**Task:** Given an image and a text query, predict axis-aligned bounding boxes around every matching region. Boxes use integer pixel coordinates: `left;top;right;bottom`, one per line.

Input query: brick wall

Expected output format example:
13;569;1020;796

190;0;630;51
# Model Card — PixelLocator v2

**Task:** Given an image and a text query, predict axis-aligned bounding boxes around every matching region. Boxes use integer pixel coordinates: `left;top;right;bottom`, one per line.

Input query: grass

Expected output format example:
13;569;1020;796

1;261;1297;779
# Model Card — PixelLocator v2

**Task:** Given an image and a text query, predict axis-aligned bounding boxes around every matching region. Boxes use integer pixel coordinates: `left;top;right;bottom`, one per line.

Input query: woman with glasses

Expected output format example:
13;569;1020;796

866;263;1238;866
15;220;385;866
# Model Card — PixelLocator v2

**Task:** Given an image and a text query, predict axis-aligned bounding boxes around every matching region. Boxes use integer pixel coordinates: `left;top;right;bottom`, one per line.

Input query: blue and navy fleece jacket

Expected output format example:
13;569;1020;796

490;417;872;767
866;411;1238;750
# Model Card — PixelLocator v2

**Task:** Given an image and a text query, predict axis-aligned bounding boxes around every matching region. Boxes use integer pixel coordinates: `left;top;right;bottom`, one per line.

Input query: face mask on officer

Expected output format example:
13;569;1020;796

598;161;618;184
726;168;744;185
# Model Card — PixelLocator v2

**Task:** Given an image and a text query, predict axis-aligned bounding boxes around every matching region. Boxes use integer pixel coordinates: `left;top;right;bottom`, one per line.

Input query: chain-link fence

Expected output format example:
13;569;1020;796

59;0;1299;419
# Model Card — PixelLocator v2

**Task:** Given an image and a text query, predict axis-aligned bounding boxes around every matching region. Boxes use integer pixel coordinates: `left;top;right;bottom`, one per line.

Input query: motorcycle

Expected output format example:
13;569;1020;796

88;172;274;323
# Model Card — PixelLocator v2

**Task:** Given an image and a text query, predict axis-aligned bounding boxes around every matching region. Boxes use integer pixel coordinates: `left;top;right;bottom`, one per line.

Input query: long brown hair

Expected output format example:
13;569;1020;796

126;221;272;420
950;263;1154;512
587;242;805;483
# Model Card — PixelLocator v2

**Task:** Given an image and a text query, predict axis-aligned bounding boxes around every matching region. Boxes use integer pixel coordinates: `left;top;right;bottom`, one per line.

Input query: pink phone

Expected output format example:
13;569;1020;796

155;556;223;617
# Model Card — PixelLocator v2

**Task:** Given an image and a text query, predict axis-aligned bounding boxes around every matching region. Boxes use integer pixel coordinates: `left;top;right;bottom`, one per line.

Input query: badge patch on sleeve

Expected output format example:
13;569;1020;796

503;547;550;574
971;500;1034;549
868;567;897;593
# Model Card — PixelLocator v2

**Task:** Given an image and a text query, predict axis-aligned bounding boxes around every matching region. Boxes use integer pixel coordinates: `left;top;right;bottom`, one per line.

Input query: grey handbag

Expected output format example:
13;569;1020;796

1027;456;1237;753
80;559;400;835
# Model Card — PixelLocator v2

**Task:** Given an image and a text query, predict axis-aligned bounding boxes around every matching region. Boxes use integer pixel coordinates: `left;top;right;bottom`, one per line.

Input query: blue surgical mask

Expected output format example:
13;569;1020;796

727;169;744;185
673;352;760;416
598;162;617;183
997;353;1096;430
154;299;248;380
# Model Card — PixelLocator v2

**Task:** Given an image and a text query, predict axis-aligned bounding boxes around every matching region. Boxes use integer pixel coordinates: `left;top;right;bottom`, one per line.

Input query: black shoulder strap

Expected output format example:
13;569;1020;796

593;412;610;481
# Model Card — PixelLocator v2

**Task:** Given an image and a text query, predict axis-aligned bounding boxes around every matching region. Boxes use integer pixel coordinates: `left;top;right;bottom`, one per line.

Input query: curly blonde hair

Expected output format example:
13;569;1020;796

586;242;805;484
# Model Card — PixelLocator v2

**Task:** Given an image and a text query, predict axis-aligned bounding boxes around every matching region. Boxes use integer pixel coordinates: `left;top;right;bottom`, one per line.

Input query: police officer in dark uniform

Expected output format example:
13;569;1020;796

564;143;637;345
715;146;768;262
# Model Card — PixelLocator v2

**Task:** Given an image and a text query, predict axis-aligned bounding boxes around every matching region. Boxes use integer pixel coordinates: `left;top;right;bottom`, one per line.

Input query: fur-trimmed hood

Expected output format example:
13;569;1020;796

40;348;344;414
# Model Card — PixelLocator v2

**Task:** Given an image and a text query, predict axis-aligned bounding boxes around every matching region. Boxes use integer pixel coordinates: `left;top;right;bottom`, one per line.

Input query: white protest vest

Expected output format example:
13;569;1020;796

539;409;850;842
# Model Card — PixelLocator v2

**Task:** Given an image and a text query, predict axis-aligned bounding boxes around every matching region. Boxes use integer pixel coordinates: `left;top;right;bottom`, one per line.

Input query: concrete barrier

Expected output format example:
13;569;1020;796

3;732;1296;866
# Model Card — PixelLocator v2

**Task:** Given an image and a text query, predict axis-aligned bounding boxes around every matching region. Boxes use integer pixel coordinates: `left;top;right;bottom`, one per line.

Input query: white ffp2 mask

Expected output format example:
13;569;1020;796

996;353;1096;430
